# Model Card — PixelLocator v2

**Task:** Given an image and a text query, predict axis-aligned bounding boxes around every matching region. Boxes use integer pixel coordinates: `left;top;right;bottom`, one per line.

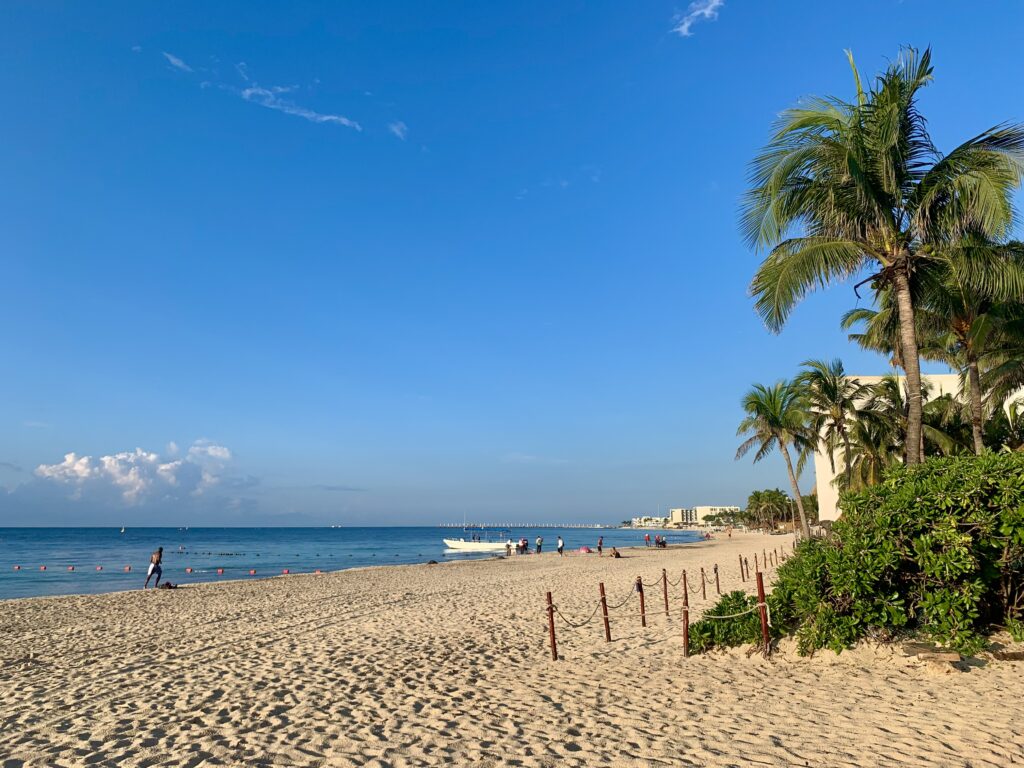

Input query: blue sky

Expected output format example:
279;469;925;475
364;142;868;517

2;1;1022;525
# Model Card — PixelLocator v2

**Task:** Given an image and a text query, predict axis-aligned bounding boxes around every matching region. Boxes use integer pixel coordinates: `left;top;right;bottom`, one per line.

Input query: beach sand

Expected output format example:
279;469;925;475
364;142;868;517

2;530;1023;767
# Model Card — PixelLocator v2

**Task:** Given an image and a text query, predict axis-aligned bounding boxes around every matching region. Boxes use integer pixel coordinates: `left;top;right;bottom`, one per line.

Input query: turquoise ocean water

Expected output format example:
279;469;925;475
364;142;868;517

0;527;704;600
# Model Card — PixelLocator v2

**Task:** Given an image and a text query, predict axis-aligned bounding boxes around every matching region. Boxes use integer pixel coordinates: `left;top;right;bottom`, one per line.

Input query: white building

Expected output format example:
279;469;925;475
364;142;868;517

814;373;962;521
669;506;740;526
631;515;669;528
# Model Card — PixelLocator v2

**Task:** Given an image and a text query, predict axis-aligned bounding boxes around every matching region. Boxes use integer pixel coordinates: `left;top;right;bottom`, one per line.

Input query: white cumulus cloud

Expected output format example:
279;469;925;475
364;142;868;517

35;440;234;505
672;0;725;37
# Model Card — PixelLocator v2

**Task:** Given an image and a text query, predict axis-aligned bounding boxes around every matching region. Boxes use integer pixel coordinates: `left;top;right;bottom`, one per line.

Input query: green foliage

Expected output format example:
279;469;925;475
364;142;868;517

692;454;1024;656
688;592;762;654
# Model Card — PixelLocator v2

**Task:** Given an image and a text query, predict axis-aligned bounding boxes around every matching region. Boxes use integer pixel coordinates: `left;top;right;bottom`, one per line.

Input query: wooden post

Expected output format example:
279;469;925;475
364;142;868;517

756;571;770;655
662;569;669;618
739;553;745;582
599;582;611;642
754;553;759;573
636;577;646;628
744;557;750;581
681;569;690;658
714;564;720;595
700;567;707;600
763;548;767;569
546;591;558;660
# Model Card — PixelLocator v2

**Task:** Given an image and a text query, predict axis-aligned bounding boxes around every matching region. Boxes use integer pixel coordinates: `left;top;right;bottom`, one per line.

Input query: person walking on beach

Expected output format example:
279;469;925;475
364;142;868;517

536;536;543;554
556;536;564;557
597;536;604;556
644;533;651;547
144;547;163;589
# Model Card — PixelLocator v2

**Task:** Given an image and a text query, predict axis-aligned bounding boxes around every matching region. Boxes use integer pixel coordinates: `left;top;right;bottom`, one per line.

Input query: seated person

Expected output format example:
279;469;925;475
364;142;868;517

158;581;178;590
610;547;621;559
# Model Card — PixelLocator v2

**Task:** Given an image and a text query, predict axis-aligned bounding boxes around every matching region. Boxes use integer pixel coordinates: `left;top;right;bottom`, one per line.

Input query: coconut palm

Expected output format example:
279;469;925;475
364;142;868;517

915;237;1024;453
796;358;868;487
735;381;815;538
741;46;1024;465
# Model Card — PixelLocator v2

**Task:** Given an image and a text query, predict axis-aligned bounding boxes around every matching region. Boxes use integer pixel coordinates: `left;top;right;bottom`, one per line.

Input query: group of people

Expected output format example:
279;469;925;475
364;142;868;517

643;533;669;549
506;536;566;557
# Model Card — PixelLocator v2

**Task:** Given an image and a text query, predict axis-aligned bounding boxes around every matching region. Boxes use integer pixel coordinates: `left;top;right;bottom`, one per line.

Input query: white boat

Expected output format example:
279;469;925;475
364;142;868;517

442;525;512;552
442;537;509;552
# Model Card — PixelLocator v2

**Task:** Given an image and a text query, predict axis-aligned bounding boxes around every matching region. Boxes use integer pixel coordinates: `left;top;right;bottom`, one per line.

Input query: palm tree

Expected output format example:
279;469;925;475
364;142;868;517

736;381;815;538
796;358;867;487
917;237;1024;454
741;46;1024;465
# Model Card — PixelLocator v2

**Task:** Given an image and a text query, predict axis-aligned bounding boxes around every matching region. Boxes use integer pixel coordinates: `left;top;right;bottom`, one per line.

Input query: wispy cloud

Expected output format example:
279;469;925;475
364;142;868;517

0;462;21;473
240;85;362;130
388;121;408;140
23;420;49;429
162;51;193;72
672;0;725;37
131;45;142;53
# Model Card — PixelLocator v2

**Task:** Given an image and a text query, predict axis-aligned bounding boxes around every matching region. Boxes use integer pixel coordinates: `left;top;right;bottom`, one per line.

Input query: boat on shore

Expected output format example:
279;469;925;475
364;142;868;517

442;526;511;552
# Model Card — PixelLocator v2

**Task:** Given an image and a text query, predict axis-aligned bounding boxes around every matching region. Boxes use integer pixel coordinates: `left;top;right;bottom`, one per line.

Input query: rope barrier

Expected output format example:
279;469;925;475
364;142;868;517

699;603;766;621
551;600;604;629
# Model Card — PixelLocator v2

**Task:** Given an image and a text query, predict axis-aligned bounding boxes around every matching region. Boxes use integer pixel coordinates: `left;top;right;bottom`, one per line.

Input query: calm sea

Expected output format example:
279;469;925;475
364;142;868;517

0;527;704;600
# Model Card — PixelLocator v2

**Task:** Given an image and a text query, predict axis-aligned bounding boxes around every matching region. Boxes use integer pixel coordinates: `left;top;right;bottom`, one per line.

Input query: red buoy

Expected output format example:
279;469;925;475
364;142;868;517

282;568;290;575
67;565;75;571
13;565;21;571
96;565;103;571
314;569;322;574
40;565;47;571
124;565;131;572
185;567;193;574
249;569;256;575
216;568;224;575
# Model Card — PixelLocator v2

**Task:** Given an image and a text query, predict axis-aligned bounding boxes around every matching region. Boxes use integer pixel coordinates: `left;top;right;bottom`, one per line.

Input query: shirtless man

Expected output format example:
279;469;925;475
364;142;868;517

144;547;163;589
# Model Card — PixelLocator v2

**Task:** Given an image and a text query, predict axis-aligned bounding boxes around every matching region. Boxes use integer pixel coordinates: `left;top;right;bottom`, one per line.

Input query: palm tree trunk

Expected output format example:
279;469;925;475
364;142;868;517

841;427;853;488
780;440;811;538
967;355;985;455
893;267;924;465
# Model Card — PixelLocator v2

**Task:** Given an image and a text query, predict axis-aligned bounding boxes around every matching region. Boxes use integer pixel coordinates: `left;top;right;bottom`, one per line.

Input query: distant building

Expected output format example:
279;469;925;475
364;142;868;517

669;508;697;525
668;506;740;526
631;515;669;528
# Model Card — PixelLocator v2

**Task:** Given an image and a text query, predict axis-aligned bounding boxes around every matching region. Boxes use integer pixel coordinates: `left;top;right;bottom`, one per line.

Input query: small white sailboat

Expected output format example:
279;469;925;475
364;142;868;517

120;526;126;534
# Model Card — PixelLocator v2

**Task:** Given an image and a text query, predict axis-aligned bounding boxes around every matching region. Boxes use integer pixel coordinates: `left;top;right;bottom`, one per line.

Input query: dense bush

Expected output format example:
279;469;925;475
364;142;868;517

688;592;762;654
696;453;1024;656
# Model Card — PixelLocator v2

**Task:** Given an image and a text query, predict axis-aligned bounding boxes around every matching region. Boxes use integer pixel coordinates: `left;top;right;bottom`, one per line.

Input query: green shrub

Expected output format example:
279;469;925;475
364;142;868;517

689;591;762;653
692;453;1024;656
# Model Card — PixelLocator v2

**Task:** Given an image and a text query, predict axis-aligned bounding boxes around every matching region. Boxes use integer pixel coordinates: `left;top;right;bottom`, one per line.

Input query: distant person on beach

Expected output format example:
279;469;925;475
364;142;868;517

556;536;564;557
597;536;604;556
157;581;178;590
144;547;163;589
611;547;621;558
644;533;651;547
536;536;543;554
505;540;512;557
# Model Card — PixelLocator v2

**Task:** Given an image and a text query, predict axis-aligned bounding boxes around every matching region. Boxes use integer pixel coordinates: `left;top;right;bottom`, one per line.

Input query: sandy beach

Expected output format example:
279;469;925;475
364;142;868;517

2;530;1023;767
